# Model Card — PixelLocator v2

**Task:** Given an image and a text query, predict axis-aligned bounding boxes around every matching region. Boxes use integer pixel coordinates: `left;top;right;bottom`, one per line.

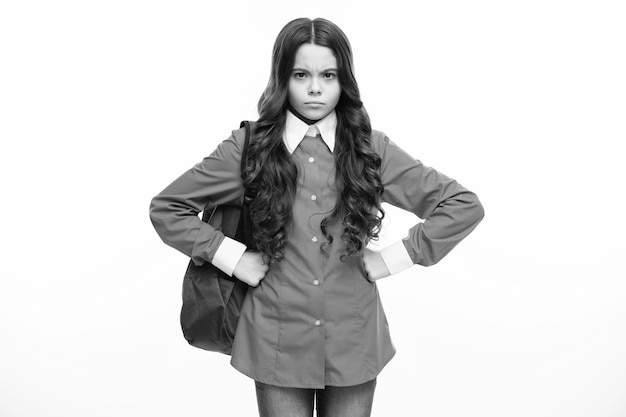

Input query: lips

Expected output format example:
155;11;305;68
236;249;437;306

305;101;324;105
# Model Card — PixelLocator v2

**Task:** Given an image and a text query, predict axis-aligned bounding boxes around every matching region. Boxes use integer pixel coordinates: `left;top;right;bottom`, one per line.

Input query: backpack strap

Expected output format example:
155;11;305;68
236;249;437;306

240;120;252;174
236;121;255;248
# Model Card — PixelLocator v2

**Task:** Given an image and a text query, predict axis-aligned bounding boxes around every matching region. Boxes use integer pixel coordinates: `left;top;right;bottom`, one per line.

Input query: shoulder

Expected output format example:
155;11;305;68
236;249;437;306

212;121;257;156
229;121;257;149
369;129;391;155
196;122;254;172
227;124;246;150
369;128;419;167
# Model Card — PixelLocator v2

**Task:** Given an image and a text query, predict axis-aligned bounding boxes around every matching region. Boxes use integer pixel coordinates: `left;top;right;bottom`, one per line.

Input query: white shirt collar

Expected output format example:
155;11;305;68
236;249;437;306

283;110;336;154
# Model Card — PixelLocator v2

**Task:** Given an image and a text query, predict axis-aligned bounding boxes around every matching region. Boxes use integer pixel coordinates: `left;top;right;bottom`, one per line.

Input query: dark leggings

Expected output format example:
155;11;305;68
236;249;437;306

255;378;376;417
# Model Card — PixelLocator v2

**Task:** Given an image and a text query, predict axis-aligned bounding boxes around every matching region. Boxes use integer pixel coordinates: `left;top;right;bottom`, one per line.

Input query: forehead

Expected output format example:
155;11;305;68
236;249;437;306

293;43;337;69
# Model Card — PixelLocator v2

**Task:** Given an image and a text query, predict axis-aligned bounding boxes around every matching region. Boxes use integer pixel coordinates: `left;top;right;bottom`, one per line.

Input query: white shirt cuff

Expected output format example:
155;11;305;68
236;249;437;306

380;240;414;275
212;236;247;277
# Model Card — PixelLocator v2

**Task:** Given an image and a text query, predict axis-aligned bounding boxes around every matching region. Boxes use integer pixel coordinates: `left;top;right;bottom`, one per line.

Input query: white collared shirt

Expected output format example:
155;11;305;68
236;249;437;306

283;109;336;154
212;111;413;277
151;109;484;388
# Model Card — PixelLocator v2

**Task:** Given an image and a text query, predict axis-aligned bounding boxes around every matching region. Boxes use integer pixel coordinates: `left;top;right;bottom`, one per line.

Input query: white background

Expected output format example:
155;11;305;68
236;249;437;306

1;1;625;416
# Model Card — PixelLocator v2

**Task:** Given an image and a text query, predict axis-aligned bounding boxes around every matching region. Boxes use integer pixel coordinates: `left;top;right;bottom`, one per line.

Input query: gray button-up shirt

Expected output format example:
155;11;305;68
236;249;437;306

150;122;484;389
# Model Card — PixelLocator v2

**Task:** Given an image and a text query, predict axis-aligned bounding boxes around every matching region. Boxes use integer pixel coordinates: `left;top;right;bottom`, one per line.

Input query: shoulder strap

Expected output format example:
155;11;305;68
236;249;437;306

236;121;255;248
240;120;252;173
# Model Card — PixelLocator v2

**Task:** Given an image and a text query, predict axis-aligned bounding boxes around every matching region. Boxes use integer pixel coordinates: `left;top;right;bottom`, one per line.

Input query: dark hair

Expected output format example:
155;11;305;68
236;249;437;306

244;17;384;262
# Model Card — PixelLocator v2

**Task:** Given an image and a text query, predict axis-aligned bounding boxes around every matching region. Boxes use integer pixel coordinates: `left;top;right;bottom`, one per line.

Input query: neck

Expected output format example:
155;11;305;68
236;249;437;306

288;103;321;125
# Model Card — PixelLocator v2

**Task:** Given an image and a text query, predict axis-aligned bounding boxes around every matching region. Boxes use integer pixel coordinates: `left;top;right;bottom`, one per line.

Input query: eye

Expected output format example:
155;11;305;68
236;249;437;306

323;72;337;80
293;72;306;80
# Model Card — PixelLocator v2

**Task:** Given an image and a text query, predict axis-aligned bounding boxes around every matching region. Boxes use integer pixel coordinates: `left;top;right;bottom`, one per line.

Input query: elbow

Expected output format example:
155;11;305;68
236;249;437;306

148;196;159;225
471;194;485;226
148;195;167;237
453;189;485;230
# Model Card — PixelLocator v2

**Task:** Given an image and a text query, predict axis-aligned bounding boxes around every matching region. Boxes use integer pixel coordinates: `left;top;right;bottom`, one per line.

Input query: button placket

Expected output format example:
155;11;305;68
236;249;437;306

295;137;327;337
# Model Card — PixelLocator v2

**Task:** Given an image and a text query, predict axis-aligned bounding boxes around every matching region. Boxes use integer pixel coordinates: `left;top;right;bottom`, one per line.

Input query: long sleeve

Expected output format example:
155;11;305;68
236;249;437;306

375;132;484;267
149;128;246;267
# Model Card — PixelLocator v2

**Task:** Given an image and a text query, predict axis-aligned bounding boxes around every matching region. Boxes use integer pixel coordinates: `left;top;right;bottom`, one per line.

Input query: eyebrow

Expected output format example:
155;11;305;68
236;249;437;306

292;67;338;72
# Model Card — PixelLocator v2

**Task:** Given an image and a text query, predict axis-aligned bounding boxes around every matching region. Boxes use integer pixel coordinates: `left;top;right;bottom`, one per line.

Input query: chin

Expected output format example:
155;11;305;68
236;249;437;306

303;109;329;120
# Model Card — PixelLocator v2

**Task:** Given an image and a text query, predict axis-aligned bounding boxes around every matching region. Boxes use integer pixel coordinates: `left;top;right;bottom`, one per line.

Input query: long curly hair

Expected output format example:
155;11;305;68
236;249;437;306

244;17;384;262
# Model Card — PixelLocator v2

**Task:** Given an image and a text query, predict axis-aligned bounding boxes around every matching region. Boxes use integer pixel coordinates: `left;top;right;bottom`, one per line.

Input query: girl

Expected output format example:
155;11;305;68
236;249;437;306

150;17;484;417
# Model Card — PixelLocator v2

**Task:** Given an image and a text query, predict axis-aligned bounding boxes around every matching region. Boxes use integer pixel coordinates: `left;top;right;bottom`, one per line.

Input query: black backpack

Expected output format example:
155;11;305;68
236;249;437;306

179;121;255;354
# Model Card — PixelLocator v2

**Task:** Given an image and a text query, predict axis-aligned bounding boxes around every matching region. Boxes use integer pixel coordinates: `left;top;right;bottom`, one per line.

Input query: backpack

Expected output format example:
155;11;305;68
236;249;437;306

179;121;254;354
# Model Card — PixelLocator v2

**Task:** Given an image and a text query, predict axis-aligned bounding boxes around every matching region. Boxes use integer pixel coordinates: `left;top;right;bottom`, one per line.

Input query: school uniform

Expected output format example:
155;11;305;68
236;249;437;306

149;110;484;389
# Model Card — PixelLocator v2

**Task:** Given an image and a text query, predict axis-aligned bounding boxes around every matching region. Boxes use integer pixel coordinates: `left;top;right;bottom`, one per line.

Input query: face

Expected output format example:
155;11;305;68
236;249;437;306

288;43;341;120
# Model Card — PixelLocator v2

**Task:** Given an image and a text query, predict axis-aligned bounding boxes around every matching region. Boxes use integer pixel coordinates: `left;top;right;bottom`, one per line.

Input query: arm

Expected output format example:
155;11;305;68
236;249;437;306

365;132;484;279
149;129;250;273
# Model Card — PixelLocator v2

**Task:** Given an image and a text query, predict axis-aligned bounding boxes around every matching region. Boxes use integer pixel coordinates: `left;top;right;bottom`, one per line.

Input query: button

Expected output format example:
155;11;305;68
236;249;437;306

311;236;318;243
306;126;319;136
308;157;315;163
310;194;317;201
313;279;320;286
314;320;322;326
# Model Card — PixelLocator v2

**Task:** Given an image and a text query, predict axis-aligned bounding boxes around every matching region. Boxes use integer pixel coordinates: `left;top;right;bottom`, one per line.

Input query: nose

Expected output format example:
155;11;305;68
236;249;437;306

308;78;321;96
